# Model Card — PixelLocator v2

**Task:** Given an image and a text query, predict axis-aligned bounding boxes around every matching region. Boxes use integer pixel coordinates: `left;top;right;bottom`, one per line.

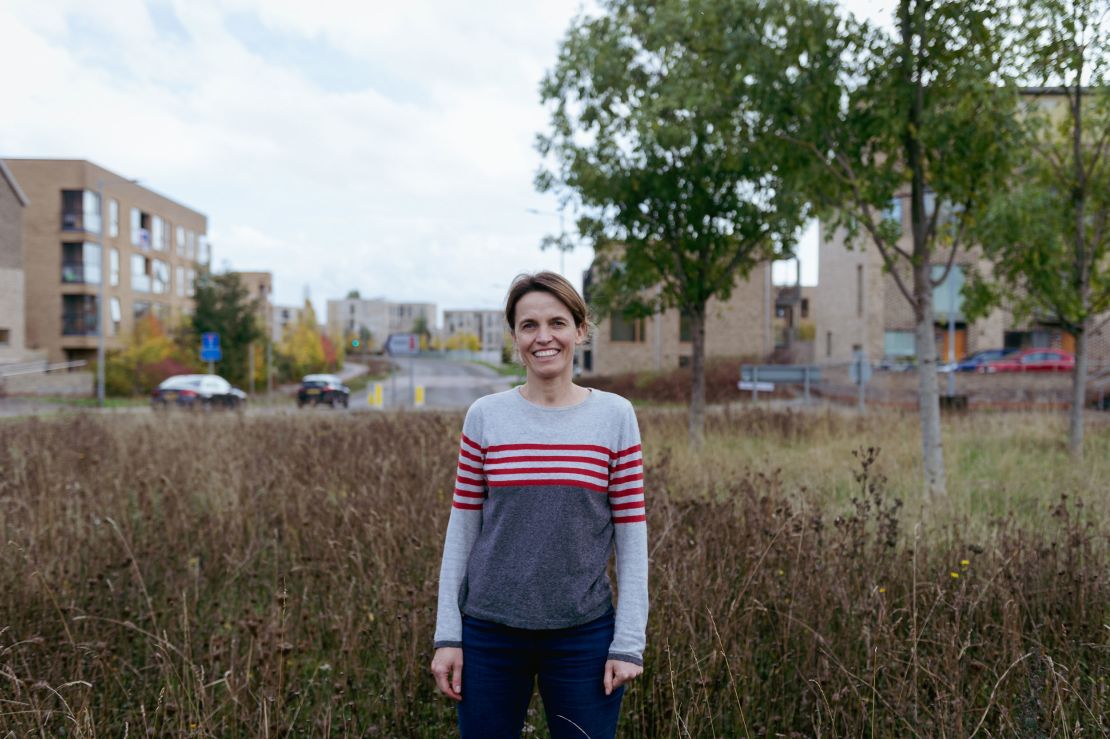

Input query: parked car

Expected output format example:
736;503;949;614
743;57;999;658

297;374;350;408
152;374;248;409
977;348;1075;373
949;348;1017;373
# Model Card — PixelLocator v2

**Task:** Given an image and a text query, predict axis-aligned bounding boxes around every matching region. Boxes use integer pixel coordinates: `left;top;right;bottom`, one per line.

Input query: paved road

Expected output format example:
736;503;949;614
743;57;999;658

351;356;515;411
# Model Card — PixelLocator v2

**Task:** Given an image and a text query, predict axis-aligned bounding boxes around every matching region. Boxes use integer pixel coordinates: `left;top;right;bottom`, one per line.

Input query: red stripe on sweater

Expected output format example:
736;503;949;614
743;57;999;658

457;461;484;475
613;514;646;524
608;487;644;498
485;466;609;481
453;488;485;499
486;478;608;494
487;442;615;455
614;443;642;457
611;458;643;472
452;501;483;510
611;500;646;511
485;454;609;469
609;472;644;485
459;448;483;464
461;433;487;453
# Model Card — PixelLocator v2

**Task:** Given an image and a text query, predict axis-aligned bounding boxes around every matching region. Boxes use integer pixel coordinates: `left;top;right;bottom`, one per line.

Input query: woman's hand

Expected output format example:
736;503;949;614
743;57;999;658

603;659;643;696
430;647;464;701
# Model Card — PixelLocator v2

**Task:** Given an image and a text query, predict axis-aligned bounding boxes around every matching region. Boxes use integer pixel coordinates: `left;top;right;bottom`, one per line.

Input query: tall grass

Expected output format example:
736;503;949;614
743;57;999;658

0;410;1106;736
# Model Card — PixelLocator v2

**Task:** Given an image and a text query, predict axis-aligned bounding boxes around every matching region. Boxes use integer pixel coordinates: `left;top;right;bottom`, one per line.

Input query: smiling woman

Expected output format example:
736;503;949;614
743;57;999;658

430;271;649;739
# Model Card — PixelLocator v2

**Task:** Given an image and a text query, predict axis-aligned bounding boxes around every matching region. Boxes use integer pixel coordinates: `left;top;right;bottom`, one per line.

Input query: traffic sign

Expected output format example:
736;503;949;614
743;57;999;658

386;333;420;356
200;332;222;362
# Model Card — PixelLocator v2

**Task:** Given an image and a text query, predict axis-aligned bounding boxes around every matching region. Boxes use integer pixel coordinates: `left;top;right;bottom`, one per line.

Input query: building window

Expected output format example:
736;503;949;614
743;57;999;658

61;242;101;284
151;216;166;251
884;331;915;357
109;297;121;336
176;266;185;296
678;355;691;368
679;311;695;343
186;231;195;259
62;295;99;336
883;197;902;226
61;190;102;233
610;313;646;342
186;268;196;297
109;248;120;286
826;331;833;358
109;199;119;237
131;254;151;292
133;301;152;320
197;235;209;264
800;298;809;319
0;328;9;346
931;264;965;322
152;259;169;294
131;208;151;249
176;225;185;255
856;265;864;317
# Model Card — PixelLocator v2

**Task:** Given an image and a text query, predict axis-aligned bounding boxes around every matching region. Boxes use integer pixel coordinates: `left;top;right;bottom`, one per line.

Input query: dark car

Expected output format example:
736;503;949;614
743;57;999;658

952;348;1017;372
978;348;1076;373
297;374;350;408
152;374;248;410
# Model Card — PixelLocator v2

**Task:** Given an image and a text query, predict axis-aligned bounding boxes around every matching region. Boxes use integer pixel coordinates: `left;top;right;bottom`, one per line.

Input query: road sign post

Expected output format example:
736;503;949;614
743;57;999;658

200;332;222;374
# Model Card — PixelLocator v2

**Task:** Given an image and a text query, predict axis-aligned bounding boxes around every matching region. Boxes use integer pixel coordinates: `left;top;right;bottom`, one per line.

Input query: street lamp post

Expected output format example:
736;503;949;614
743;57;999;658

96;179;106;408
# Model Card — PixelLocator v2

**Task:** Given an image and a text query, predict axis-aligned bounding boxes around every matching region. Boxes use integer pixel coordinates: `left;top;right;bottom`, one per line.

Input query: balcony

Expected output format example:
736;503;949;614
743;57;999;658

61;261;101;285
62;312;99;337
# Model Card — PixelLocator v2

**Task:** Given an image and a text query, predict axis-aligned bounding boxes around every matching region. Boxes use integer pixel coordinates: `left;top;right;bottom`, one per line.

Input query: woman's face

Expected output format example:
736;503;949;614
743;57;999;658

512;290;586;382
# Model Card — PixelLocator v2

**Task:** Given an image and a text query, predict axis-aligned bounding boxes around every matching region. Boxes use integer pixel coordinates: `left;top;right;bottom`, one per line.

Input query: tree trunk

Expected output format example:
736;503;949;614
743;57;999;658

688;303;707;449
913;266;948;499
1069;322;1088;458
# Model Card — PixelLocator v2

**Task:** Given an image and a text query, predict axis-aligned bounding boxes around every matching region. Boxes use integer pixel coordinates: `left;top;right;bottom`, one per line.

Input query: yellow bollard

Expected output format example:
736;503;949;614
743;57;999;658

414;385;425;408
371;383;383;408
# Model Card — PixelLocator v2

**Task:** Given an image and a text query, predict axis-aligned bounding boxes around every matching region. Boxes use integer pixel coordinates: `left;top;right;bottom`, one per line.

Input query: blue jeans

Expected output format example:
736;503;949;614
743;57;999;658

457;610;625;739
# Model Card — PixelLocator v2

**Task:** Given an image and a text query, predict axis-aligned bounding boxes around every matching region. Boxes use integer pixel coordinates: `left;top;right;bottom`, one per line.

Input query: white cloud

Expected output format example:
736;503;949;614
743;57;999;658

5;0;884;320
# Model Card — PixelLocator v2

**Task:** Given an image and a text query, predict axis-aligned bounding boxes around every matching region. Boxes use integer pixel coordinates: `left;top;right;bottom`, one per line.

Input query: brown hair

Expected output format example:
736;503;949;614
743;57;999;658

505;271;589;333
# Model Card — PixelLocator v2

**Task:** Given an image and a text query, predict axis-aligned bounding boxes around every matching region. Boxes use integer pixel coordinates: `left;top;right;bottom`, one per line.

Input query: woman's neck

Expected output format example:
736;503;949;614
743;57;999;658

520;374;588;408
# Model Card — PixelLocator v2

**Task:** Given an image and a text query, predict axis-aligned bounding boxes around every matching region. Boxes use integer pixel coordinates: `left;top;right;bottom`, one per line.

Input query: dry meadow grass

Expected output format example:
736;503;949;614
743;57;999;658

0;408;1107;736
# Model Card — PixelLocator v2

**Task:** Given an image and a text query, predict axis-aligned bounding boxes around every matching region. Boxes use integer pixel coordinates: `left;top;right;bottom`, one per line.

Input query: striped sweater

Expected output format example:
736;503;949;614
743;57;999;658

433;387;649;665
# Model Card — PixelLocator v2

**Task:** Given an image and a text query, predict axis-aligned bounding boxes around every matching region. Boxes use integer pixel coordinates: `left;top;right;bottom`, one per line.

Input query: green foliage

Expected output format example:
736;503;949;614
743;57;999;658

275;300;341;381
188;270;264;386
966;0;1110;334
538;0;812;322
103;315;199;396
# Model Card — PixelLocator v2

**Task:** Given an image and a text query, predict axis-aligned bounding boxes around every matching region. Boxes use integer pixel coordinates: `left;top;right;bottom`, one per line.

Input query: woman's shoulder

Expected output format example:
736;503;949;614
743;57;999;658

582;387;635;414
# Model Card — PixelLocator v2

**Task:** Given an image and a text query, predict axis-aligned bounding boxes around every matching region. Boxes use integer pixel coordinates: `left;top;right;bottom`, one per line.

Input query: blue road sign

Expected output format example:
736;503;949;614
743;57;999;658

386;333;420;356
200;332;222;362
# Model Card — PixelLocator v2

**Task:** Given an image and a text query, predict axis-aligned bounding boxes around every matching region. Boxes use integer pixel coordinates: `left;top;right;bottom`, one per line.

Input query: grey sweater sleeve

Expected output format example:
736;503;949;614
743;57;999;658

433;509;481;648
607;402;649;665
433;408;485;649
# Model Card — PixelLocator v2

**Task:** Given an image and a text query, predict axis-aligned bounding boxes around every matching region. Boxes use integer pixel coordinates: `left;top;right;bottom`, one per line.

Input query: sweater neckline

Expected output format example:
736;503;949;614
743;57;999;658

513;385;595;411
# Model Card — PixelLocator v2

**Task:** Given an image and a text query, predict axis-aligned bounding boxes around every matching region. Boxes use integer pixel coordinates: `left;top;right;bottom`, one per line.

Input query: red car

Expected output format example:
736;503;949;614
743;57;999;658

978;348;1075;373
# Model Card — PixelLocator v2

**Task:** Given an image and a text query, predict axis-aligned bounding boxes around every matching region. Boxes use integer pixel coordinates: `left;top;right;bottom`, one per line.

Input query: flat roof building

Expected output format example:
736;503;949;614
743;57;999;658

0;160;30;364
4;158;210;363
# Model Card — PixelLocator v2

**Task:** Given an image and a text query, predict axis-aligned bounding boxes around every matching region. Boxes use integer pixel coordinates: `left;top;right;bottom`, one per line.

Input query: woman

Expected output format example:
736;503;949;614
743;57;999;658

430;271;649;738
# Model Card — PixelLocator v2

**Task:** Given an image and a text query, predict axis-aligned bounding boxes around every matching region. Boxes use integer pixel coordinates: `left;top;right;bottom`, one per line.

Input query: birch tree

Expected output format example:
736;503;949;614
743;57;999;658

765;0;1017;498
968;0;1110;458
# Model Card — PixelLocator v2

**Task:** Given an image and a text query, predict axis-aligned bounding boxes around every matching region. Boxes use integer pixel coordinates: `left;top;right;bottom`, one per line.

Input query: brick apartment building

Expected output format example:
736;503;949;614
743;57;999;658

814;200;1110;369
583;263;778;376
0;161;31;364
235;270;274;342
3;159;209;364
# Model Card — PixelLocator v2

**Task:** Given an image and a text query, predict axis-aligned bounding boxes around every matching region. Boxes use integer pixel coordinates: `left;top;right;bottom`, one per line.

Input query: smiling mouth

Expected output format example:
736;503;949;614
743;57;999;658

533;349;560;358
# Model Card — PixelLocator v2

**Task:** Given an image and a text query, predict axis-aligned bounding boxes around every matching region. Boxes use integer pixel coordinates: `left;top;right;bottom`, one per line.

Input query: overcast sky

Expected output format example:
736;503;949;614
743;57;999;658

1;0;891;321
